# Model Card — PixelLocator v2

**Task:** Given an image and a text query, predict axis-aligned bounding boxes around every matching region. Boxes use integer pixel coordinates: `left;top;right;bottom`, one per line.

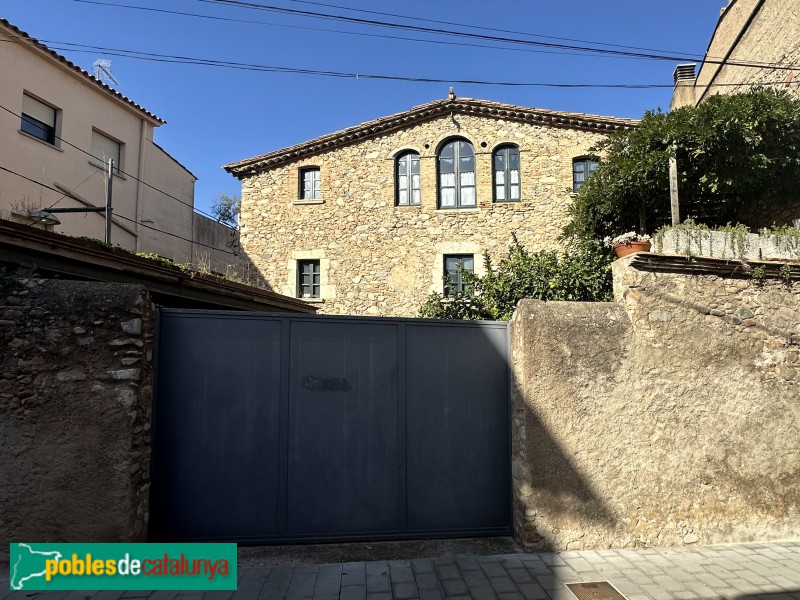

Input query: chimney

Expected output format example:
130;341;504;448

673;63;697;85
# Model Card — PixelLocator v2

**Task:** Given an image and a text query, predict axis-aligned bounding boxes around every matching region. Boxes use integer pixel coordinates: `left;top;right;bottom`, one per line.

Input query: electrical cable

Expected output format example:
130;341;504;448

62;0;672;62
0;102;221;223
0;164;238;255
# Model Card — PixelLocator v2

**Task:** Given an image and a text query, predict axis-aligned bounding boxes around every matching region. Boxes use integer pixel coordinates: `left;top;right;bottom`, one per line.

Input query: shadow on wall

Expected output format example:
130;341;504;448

510;300;625;551
191;214;273;292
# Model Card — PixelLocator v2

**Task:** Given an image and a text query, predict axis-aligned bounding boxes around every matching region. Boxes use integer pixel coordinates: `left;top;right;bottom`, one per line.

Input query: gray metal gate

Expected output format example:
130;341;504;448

150;310;511;543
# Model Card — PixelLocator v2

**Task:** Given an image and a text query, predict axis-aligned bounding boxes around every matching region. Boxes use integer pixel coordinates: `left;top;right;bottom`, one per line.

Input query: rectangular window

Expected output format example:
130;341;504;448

298;259;321;298
573;157;599;192
300;167;321;200
444;254;474;297
91;129;122;174
21;93;57;145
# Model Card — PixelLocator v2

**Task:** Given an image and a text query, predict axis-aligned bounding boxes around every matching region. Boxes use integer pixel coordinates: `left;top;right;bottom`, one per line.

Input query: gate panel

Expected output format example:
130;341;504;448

150;315;283;541
151;311;510;543
405;323;510;534
286;321;400;537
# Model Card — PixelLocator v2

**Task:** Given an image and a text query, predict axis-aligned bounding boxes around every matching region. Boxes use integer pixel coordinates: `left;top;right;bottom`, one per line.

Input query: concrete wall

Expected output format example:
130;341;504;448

191;213;251;277
672;0;800;109
511;257;800;550
0;21;197;260
0;279;154;557
139;142;195;263
239;112;609;317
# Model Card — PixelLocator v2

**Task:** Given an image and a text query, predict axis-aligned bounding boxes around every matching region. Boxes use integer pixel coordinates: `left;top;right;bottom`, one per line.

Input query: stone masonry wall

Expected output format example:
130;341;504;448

0;278;155;558
511;258;799;550
240;113;607;316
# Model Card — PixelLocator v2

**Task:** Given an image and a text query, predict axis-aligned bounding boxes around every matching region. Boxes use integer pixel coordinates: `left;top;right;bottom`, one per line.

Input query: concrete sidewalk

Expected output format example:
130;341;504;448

3;541;799;600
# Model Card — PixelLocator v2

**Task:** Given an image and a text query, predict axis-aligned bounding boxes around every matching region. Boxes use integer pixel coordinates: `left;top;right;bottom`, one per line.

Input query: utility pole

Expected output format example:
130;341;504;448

669;145;680;225
105;158;114;244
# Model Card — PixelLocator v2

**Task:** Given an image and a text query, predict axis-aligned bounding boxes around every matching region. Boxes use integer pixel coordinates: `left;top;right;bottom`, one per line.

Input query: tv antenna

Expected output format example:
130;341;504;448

93;59;119;86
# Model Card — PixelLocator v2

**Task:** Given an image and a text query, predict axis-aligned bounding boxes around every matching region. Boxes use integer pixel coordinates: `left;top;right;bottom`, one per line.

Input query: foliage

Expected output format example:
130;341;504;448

211;194;241;227
418;236;614;321
564;88;800;241
135;252;187;271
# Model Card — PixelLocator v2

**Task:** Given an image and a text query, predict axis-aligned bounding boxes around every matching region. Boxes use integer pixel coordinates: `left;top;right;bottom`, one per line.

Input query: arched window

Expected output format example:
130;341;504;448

493;145;520;202
573;156;599;192
438;138;476;208
396;151;420;206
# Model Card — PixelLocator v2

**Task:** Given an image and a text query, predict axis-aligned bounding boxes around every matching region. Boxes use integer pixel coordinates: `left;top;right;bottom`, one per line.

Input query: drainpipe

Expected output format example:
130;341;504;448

135;119;147;252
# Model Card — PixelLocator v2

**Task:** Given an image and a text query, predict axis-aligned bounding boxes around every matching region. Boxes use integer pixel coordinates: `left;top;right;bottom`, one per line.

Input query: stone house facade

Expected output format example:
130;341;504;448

226;94;636;317
671;0;800;109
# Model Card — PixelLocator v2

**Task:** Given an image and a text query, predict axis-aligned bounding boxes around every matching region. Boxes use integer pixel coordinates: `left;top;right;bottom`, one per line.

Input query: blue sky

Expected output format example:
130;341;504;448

4;1;725;215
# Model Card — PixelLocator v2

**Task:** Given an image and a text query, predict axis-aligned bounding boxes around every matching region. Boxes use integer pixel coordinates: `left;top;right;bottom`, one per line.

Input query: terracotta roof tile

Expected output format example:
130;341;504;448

1;18;165;125
224;96;638;177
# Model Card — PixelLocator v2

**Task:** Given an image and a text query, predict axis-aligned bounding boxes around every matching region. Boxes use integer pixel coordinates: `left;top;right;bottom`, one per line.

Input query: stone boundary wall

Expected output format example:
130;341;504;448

511;257;800;550
0;279;155;559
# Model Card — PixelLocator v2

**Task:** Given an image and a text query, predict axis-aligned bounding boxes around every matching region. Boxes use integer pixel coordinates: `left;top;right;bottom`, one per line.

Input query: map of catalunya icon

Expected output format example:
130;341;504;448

10;543;63;590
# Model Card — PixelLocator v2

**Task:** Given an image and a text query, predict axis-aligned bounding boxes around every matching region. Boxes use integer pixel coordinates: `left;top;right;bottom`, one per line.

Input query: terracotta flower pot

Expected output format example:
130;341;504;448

613;240;652;258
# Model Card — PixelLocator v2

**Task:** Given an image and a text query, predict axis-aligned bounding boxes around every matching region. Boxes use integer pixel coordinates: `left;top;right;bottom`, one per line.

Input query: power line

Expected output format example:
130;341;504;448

63;0;679;62
191;0;800;71
0;164;237;256
0;102;221;223
16;37;800;90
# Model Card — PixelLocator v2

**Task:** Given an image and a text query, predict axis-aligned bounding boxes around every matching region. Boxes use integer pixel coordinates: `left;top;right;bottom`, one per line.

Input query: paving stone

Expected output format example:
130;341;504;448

389;563;416;584
412;560;436;574
392;582;419;600
441;578;469;596
339;585;366;600
497;593;524;600
418;590;444;600
415;573;443;592
516;582;548;600
639;584;675;600
341;563;366;587
468;585;499;600
313;576;341;596
366;574;391;593
455;557;481;571
504;568;534;584
436;565;462;581
488;577;519;594
481;562;510;578
365;594;392;600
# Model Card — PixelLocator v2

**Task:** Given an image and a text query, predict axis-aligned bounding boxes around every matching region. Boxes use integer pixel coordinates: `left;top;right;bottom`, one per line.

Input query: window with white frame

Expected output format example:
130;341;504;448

396;151;420;206
438;139;476;208
91;129;122;174
21;93;57;145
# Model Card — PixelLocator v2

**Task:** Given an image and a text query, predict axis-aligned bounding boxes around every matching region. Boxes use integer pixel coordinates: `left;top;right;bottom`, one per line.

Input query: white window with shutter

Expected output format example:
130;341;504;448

21;93;57;145
91;129;122;173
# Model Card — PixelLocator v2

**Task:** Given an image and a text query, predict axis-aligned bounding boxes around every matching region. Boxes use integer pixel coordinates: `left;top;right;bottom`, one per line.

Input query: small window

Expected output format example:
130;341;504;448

300;167;321;200
396;151;420;206
438;139;476;209
298;259;321;298
573;157;599;192
21;93;57;145
493;145;520;202
443;254;474;297
91;129;122;174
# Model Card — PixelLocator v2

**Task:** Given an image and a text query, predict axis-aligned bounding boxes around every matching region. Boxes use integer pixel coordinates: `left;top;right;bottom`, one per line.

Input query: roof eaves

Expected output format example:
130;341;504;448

224;97;638;178
1;18;166;125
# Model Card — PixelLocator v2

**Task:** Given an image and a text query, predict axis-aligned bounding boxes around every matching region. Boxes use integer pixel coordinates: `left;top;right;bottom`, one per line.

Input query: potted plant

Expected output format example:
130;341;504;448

604;232;652;258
